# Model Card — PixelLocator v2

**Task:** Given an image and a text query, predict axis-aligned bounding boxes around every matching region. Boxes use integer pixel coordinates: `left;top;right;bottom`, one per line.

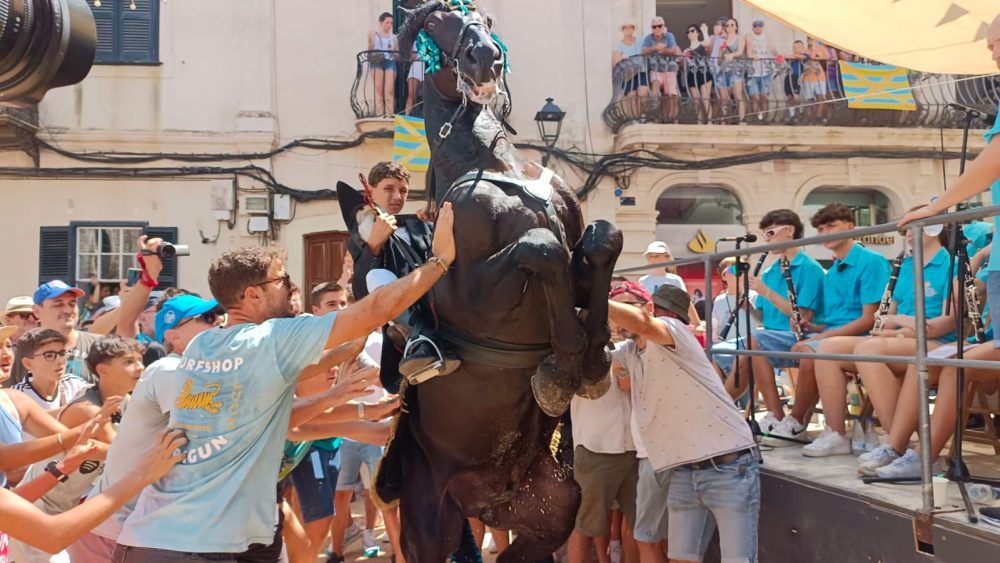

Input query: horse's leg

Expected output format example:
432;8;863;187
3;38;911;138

504;228;587;416
480;451;580;563
398;449;465;562
570;220;624;393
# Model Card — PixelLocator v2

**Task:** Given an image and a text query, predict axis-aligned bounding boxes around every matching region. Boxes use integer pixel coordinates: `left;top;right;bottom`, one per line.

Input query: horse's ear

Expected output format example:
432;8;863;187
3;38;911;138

397;0;441;55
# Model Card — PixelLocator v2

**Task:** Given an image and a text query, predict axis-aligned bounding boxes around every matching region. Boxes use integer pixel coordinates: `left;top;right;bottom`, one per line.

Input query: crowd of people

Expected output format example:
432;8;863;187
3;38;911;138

613;15;869;124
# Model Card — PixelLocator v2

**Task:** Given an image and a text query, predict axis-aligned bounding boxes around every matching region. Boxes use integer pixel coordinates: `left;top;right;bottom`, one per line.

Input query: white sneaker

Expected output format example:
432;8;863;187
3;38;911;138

874;448;922;479
608;540;623;563
761;416;806;447
857;444;900;475
362;529;379;557
758;412;782;434
802;428;852;457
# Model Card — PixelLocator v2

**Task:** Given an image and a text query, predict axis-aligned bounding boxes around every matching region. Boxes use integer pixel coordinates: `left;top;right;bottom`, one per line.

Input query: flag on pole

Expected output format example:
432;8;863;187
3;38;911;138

838;62;917;111
392;115;431;172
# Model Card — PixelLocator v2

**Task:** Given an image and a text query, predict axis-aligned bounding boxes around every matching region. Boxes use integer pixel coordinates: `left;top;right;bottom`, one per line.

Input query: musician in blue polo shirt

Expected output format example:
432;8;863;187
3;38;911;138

756;204;889;446
727;210;823;429
807;210;956;458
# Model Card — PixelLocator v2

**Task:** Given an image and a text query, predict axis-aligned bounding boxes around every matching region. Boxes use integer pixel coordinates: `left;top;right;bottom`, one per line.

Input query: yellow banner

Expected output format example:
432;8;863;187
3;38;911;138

392;115;431;172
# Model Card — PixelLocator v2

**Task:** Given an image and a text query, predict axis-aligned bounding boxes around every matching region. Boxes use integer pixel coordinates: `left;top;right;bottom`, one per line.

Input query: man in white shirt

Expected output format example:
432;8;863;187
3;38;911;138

609;284;760;563
637;242;685;294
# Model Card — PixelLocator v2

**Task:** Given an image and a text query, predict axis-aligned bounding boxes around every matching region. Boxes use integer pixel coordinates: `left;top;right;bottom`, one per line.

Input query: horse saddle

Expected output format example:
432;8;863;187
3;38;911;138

449;168;565;243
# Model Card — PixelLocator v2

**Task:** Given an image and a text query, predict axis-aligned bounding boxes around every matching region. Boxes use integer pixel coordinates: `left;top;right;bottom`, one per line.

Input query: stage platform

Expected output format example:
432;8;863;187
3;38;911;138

756;439;1000;562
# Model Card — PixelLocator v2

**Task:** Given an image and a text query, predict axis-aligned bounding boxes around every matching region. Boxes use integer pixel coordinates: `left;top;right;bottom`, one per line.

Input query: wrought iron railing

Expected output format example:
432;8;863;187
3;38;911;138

603;55;1000;132
350;49;425;120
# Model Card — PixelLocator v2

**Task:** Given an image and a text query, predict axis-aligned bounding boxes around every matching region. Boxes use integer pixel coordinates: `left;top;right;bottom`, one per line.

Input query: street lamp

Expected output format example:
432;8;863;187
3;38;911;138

534;97;565;167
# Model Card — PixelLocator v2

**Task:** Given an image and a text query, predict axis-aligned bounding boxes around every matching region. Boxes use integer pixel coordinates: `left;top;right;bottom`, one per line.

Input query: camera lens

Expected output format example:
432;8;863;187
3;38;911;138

0;0;96;106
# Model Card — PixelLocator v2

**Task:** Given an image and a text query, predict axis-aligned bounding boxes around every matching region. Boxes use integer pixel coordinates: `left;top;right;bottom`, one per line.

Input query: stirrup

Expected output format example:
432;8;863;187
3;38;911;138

401;335;458;385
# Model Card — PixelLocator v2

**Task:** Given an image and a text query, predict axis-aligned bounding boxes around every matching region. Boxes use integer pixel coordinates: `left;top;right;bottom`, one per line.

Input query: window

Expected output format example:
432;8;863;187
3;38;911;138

656;185;744;225
803;188;891;227
92;0;160;64
39;223;178;288
75;226;143;284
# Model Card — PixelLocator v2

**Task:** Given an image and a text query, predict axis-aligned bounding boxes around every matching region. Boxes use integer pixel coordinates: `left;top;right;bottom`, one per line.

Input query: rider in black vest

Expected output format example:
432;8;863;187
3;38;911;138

345;162;460;391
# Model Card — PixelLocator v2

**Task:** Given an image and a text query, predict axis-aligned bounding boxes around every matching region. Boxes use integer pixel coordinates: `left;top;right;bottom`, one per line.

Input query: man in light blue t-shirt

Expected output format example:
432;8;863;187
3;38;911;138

113;205;456;561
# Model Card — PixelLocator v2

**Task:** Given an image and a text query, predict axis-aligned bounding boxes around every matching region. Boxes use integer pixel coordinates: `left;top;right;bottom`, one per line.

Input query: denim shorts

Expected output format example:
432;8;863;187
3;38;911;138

745;76;771;96
712;338;746;374
289;446;340;523
633;458;671;543
988;271;1000;347
336;440;383;491
715;69;738;89
667;451;760;563
754;329;819;368
370;59;397;72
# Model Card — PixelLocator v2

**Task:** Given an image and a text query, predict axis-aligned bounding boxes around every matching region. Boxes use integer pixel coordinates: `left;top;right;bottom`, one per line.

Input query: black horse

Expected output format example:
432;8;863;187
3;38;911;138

373;2;623;561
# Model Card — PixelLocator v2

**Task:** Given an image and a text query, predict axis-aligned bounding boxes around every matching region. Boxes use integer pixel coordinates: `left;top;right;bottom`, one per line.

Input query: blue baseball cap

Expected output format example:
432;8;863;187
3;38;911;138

155;295;222;343
33;280;85;305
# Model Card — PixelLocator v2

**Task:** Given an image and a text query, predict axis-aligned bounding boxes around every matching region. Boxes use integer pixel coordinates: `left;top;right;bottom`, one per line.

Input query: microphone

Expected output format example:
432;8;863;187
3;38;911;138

948;103;997;125
717;234;758;242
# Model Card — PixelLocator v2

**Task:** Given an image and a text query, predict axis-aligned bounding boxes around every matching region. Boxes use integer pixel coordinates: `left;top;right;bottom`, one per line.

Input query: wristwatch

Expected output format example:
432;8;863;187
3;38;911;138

45;461;69;483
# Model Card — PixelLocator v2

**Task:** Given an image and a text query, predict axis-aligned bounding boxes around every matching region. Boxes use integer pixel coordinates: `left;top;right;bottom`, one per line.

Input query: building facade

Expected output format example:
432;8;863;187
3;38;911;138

0;0;992;300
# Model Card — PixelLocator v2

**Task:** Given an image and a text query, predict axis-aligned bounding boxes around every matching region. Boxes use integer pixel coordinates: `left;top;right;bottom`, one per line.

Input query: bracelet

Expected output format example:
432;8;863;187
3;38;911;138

56;432;67;452
135;252;159;288
357;402;366;421
426;256;449;276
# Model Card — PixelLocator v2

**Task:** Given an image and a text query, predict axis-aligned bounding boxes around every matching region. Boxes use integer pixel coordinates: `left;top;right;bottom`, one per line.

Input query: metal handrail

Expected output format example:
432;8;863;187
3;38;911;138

617;202;1000;514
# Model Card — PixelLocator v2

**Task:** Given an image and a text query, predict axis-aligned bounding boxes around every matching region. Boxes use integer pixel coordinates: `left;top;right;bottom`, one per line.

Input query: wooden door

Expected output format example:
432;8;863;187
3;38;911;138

303;231;349;296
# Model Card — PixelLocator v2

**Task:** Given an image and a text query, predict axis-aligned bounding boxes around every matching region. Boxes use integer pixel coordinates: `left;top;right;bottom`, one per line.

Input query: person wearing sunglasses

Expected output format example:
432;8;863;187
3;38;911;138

719;18;747;124
11;328;89;411
3;296;37;352
733;210;825;434
641;17;682;123
682;23;714;124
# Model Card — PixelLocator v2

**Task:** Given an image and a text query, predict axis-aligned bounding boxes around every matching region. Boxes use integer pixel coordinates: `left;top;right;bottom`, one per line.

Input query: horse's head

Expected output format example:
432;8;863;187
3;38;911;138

399;0;505;105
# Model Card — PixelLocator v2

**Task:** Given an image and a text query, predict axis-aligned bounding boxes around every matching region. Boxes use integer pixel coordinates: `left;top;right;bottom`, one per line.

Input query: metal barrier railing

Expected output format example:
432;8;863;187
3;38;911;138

614;203;1000;513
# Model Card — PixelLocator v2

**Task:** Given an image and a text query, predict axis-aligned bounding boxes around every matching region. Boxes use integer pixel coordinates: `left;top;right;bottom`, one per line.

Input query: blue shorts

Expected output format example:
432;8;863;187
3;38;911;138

371;59;397;72
715;69;739;89
754;329;820;368
623;72;649;95
746;75;771;96
988;271;1000;347
290;446;341;523
336;440;383;492
712;338;746;374
667;451;760;562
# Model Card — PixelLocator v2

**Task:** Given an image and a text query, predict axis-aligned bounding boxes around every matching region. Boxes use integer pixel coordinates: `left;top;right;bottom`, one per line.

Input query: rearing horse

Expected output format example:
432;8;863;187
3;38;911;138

373;2;623;561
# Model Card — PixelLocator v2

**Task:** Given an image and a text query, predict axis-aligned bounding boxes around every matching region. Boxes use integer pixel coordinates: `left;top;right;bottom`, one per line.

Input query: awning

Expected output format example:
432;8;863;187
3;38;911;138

741;0;998;75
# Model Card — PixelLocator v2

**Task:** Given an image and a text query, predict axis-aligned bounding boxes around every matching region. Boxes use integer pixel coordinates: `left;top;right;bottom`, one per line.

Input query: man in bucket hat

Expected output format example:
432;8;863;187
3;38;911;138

608;283;760;563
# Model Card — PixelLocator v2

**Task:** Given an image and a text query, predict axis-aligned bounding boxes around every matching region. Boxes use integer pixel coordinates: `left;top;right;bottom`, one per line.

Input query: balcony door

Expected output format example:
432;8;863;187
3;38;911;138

655;0;732;32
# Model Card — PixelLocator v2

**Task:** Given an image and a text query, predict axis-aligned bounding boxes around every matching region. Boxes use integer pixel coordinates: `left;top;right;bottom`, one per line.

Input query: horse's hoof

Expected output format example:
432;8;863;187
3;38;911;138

576;373;611;400
531;374;574;417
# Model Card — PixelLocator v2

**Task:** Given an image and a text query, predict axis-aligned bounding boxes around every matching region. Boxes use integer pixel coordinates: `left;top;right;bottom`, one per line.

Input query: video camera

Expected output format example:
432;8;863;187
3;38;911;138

141;243;190;259
0;0;96;107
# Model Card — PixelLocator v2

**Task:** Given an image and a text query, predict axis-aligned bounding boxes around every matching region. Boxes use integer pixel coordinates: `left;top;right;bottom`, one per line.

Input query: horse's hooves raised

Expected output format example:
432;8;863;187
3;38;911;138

575;373;611;400
531;374;574;417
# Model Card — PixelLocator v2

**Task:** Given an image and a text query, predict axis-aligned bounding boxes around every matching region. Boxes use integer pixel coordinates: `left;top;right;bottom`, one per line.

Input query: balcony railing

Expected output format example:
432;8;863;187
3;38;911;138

603;55;1000;132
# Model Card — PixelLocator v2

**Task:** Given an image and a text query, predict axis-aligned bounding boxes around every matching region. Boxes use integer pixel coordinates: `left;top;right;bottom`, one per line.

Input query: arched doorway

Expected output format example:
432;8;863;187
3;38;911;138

654;184;745;299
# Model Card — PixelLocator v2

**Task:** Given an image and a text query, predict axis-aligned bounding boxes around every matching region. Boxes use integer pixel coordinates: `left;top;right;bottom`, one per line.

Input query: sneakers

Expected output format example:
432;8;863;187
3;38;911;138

363;529;379;558
802;428;852;457
981;507;1000;528
874;448;922;479
857;444;900;475
608;540;623;563
758;412;782;434
761;416;806;447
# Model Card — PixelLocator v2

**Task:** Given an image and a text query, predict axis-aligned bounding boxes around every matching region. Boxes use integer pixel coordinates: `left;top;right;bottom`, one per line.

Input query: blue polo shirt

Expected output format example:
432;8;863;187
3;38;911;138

985;98;1000;271
757;251;826;331
822;243;890;330
976;268;995;340
892;247;956;343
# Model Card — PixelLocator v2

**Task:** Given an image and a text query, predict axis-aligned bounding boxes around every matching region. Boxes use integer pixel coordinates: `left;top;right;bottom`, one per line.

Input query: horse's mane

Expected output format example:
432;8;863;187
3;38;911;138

397;1;444;56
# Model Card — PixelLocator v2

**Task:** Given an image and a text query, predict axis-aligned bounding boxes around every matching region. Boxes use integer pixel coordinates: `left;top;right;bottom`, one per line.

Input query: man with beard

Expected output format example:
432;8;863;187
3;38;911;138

114;204;456;562
8;281;96;386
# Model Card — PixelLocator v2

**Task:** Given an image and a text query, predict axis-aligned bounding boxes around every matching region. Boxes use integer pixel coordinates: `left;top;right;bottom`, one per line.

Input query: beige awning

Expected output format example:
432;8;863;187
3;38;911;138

742;0;998;75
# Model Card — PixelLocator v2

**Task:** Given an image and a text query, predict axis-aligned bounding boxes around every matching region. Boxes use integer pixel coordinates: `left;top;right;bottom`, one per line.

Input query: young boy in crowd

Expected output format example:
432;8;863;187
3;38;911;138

754;204;889;445
12;328;89;411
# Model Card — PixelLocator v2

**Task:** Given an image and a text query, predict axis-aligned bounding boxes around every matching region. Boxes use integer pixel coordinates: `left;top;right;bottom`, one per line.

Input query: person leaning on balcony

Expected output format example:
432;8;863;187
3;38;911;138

744;18;780;118
804;209;956;459
754;204;890;447
801;37;830;123
641;17;682;122
615;23;649;99
682;23;714;124
720;18;747;123
367;12;397;117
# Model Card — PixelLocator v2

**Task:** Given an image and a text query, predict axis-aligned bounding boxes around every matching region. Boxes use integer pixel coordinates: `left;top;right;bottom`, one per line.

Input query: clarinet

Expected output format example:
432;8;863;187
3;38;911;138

720;254;768;341
780;256;805;341
872;251;905;333
965;264;987;343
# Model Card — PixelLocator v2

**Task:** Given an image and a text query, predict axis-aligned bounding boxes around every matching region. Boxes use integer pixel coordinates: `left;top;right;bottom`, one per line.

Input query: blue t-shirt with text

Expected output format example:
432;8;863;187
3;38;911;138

822;243;890;330
758;251;826;331
118;314;336;553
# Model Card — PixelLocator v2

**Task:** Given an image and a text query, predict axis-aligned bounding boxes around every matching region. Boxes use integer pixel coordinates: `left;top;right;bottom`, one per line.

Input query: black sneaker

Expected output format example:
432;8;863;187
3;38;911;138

981;506;1000;528
326;551;345;563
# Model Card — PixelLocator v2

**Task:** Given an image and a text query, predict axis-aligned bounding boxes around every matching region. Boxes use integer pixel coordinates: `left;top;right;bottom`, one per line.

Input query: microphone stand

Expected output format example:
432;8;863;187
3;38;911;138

724;237;760;438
